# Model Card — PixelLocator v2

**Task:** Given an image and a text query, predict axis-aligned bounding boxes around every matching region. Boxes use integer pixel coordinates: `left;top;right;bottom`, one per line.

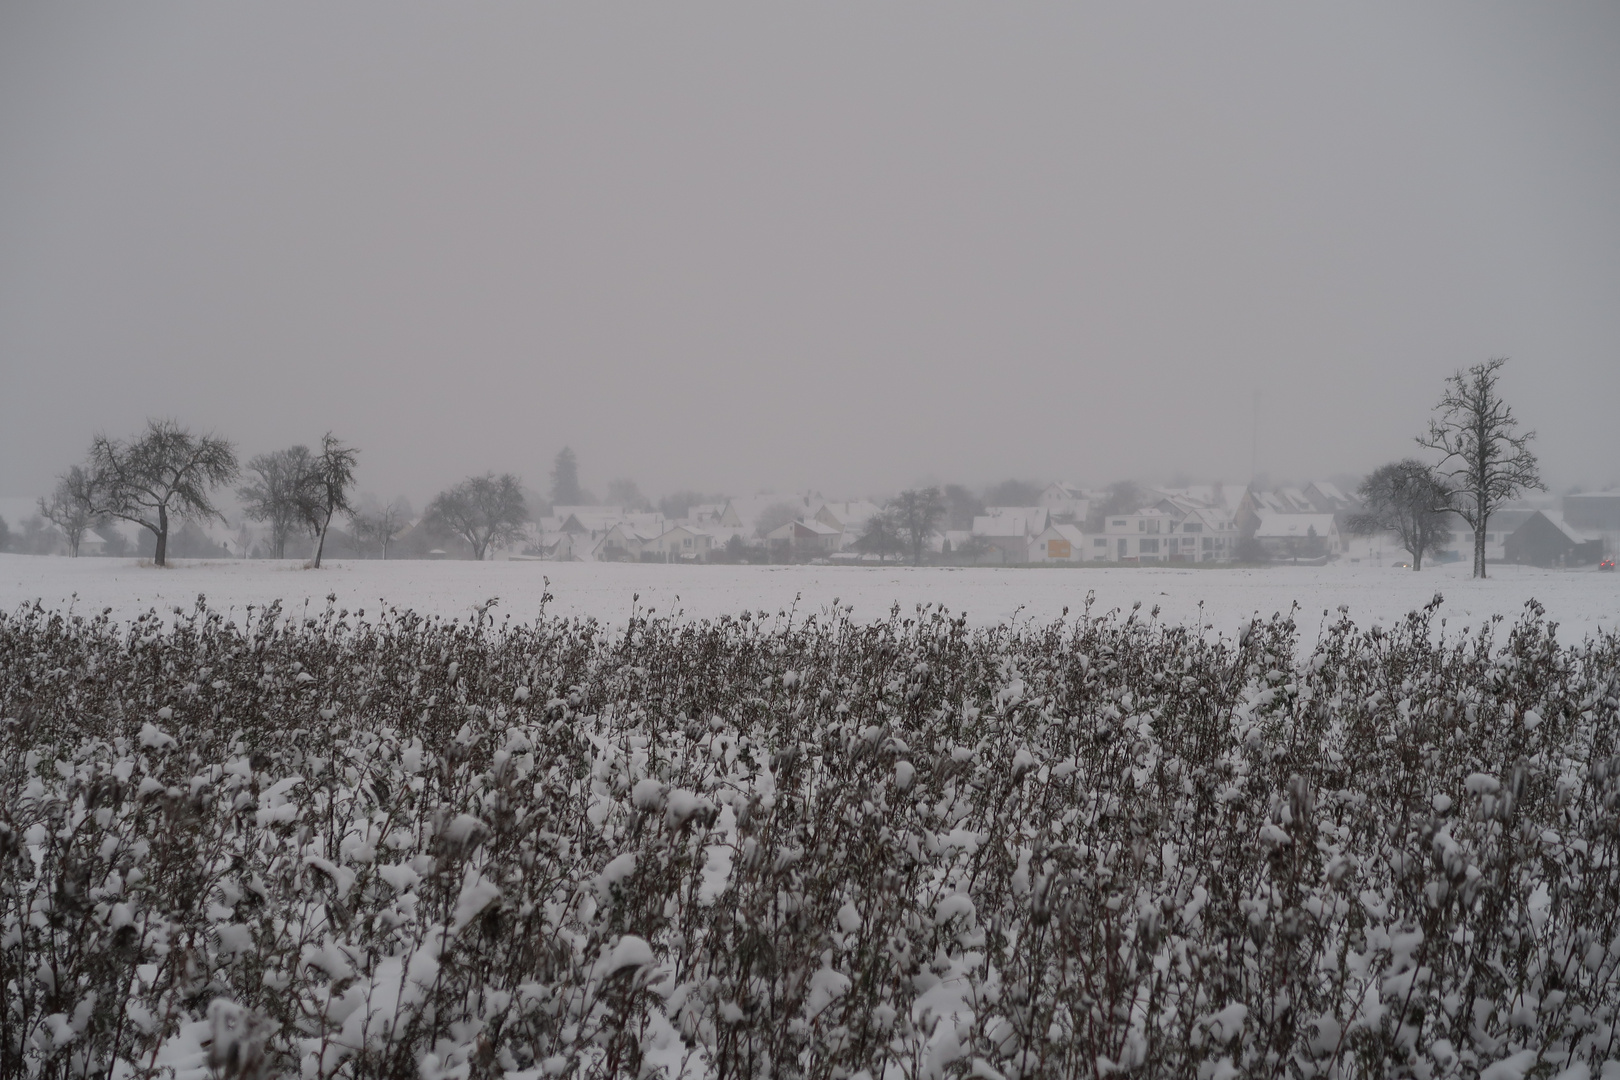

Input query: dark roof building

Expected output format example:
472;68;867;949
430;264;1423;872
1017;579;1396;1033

1564;492;1620;533
1503;511;1605;567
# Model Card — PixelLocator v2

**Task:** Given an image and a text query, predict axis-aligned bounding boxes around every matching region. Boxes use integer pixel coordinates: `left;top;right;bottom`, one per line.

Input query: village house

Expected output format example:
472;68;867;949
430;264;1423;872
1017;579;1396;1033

1028;523;1087;563
685;502;744;530
1251;511;1341;561
813;500;884;550
1038;483;1089;522
590;522;661;561
765;518;841;559
646;525;715;561
1503;511;1605;567
1172;506;1239;562
1450;508;1538;564
971;507;1049;563
1094;508;1183;562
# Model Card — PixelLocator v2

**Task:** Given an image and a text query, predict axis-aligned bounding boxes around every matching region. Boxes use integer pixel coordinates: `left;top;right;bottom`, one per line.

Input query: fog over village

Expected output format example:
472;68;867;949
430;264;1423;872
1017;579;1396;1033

4;7;1620;1080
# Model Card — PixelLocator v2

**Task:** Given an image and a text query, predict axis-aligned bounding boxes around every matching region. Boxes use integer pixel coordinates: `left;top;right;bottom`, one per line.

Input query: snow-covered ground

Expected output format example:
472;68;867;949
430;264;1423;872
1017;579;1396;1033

2;553;1615;640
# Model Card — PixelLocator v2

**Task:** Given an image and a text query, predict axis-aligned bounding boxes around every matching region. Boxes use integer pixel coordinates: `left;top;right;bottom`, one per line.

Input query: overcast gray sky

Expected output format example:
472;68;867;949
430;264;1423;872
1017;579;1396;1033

3;3;1617;504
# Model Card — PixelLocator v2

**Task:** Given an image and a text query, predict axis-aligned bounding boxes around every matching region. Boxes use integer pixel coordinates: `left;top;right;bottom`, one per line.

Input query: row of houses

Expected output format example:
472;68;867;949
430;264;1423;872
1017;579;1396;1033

540;478;1609;568
523;483;1329;565
6;483;1611;566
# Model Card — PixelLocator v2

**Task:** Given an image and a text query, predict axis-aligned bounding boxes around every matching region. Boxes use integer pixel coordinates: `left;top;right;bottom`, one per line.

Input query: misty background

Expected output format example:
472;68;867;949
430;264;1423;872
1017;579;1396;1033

3;4;1618;506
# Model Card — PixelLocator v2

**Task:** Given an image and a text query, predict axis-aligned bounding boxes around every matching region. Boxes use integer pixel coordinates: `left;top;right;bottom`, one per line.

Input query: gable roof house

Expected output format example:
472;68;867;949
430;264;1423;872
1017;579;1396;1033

685;502;744;530
971;508;1050;563
1095;508;1185;563
1236;486;1319;538
1039;483;1089;521
1562;492;1620;558
1172;506;1239;563
646;525;716;561
1029;523;1087;563
765;518;841;559
1251;512;1341;562
813;501;884;549
1504;511;1605;567
591;522;661;562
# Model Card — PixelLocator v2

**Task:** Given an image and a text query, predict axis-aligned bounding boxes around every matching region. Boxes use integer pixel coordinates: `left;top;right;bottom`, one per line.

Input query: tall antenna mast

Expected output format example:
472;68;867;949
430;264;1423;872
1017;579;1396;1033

1251;389;1260;483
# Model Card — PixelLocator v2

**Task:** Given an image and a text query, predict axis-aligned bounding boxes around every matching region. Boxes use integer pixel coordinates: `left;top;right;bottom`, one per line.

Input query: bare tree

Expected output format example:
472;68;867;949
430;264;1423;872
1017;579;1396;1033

893;487;945;566
39;466;100;557
298;434;359;569
853;507;903;561
426;473;528;560
1416;358;1542;579
350;498;412;560
1348;459;1454;571
238;446;315;558
84;420;238;567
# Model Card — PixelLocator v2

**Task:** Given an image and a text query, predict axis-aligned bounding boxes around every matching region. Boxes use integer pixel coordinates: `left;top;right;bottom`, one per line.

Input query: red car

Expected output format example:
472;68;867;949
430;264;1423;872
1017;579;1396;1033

1602;558;1616;572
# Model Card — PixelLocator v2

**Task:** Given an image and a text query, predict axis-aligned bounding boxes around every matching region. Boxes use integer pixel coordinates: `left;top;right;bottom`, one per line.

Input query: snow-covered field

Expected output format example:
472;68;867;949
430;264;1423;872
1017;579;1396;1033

2;552;1615;640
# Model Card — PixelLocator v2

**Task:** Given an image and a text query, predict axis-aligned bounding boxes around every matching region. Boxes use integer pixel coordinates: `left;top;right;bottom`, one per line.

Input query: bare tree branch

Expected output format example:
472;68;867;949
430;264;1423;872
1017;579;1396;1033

426;473;528;560
1415;358;1541;579
84;420;238;566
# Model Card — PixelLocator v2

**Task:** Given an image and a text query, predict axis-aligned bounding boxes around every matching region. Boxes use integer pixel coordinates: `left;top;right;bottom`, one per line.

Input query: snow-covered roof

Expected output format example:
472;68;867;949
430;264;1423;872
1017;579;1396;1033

1533;512;1600;545
975;507;1049;536
1307;480;1349;506
655;524;711;540
765;518;840;541
1252;512;1338;538
814;500;883;529
1035;523;1087;544
1181;506;1235;529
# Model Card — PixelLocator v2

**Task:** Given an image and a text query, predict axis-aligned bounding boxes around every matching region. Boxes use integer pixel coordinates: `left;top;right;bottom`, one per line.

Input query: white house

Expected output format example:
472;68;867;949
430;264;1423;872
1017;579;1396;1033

813;500;884;549
1038;484;1089;522
1029;523;1087;563
765;518;841;558
591;522;663;561
645;525;714;561
1172;506;1239;563
971;508;1050;563
1094;508;1179;562
1251;512;1341;561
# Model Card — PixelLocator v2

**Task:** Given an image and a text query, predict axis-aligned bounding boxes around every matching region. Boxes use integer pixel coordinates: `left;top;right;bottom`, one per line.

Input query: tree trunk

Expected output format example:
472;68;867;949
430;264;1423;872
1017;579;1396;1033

1412;546;1423;571
313;509;331;569
154;506;169;567
1474;514;1488;579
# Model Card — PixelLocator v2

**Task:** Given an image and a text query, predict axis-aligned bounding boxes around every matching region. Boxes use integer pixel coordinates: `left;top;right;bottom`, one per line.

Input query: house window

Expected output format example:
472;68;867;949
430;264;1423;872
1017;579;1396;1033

1203;537;1213;551
1112;519;1127;529
1183;523;1202;533
1094;538;1107;548
1140;539;1159;553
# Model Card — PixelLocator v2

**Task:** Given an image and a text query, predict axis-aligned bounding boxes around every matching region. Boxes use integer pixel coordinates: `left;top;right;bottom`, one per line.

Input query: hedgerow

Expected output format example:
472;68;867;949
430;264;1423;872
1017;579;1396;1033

2;590;1619;1079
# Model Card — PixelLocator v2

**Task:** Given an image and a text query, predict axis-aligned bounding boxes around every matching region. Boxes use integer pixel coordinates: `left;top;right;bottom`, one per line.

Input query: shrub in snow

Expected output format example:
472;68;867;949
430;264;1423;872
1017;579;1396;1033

1;593;1619;1078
